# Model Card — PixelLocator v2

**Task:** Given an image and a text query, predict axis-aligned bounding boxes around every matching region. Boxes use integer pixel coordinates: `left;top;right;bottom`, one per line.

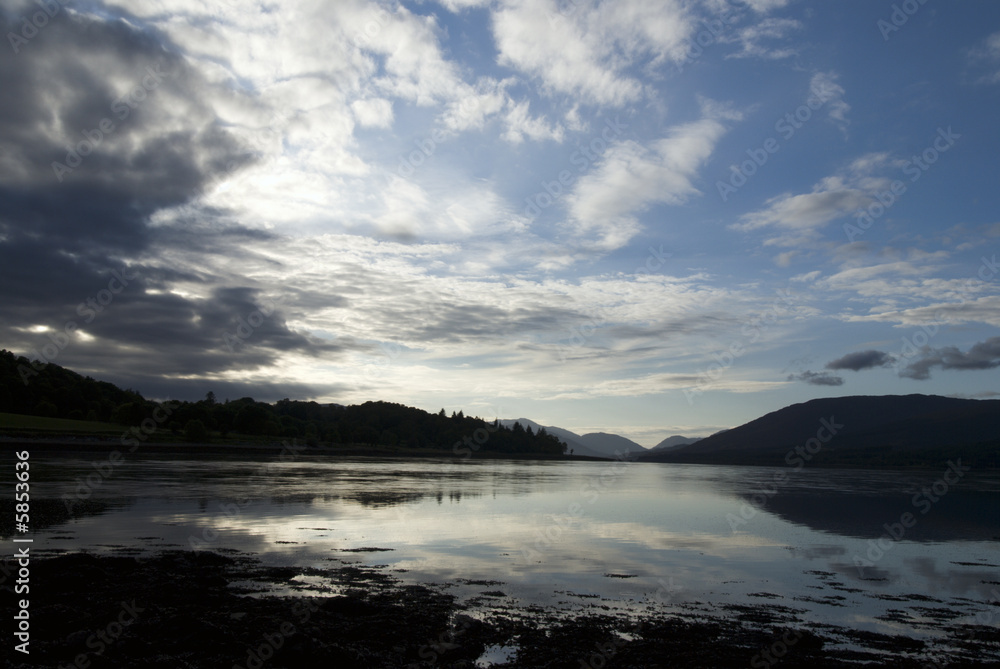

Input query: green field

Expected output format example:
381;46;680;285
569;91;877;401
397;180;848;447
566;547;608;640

0;412;126;434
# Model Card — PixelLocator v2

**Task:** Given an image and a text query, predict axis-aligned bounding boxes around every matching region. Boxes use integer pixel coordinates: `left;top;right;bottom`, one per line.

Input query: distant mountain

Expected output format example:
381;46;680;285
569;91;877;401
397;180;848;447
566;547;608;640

500;420;646;458
500;419;600;457
640;394;1000;468
577;432;645;457
651;435;700;451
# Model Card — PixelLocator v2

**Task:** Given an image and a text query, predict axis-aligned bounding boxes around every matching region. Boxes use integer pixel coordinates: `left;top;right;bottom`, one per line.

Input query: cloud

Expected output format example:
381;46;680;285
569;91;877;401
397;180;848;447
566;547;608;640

809;71;850;133
826;350;894;371
438;78;511;133
735;184;871;236
846;296;1000;329
351;98;394;128
788;371;845;386
438;0;491;11
566;111;732;252
969;30;1000;85
733;151;896;250
501;99;565;144
899;337;1000;380
726;18;802;60
492;0;692;106
739;0;793;11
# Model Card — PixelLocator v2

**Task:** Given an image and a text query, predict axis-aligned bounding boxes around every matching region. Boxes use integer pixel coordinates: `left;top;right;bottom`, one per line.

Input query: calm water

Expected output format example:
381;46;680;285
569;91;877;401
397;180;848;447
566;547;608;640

21;453;1000;650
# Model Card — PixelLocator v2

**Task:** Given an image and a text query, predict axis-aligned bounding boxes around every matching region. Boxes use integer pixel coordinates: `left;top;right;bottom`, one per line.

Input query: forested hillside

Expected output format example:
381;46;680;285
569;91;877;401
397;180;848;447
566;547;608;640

0;350;566;455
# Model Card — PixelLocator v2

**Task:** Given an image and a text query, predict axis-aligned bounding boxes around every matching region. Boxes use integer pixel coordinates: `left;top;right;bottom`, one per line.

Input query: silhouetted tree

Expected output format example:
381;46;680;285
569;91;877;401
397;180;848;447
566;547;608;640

184;419;209;442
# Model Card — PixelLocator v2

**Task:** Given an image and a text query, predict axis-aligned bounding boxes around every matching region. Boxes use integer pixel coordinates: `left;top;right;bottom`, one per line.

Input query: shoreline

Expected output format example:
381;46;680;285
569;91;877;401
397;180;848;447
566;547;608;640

0;436;615;461
6;437;997;471
13;549;998;668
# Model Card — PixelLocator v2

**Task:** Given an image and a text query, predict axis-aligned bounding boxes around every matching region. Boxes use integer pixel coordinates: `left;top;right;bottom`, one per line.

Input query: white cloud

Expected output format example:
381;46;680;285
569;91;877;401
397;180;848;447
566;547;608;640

735;182;871;235
733;150;894;249
726;17;802;60
492;0;692;106
541;372;788;400
438;78;565;144
439;78;511;133
566;115;730;251
739;0;792;11
351;98;394;128
437;0;492;11
502;100;565;144
845;296;1000;329
969;30;1000;84
809;71;850;133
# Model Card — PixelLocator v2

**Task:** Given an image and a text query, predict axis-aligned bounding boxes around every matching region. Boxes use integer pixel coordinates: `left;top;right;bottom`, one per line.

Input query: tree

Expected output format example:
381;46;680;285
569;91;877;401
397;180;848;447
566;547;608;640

353;425;380;445
184;419;209;442
234;404;269;435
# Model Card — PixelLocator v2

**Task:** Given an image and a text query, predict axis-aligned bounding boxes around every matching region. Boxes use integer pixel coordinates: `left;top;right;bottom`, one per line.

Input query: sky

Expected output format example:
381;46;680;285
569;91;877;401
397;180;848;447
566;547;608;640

2;0;999;446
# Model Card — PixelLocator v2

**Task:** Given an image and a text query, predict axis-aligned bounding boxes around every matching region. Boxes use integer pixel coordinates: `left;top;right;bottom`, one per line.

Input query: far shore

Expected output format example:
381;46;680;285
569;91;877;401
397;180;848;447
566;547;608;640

5;434;996;470
0;435;616;461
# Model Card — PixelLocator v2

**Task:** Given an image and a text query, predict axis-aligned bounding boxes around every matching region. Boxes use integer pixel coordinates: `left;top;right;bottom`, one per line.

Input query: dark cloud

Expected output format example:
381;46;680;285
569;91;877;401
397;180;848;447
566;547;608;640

899;337;1000;380
95;375;342;406
788;371;844;386
826;349;895;371
5;281;367;401
0;7;305;399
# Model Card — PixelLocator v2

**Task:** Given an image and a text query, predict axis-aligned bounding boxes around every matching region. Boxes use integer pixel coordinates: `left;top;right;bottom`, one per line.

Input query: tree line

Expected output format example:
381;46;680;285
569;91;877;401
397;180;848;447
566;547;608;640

0;350;567;455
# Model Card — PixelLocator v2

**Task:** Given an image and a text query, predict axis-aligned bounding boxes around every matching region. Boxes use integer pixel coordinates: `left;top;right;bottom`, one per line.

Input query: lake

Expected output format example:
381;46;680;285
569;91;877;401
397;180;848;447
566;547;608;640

23;451;1000;660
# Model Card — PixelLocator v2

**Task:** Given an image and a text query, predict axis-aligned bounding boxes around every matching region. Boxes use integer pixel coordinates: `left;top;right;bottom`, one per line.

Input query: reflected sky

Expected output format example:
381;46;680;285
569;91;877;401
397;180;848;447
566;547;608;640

21;454;1000;649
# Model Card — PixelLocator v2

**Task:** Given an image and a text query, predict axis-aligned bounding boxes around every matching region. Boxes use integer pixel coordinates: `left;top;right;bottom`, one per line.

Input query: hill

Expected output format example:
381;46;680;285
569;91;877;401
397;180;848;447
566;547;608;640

0;350;567;456
500;419;606;457
500;420;645;458
577;432;645;457
639;394;1000;469
651;435;700;451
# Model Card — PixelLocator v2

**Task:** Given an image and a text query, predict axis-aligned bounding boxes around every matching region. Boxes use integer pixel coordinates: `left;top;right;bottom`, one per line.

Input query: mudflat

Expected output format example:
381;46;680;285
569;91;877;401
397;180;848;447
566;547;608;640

11;550;1000;668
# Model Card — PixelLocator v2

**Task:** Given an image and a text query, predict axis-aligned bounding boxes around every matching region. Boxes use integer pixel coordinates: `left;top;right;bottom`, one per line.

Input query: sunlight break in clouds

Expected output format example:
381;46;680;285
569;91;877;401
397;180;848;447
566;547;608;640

3;0;999;440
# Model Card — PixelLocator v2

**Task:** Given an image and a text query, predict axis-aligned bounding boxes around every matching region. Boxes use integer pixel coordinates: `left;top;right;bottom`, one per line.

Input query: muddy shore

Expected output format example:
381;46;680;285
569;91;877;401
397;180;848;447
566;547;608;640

7;550;1000;669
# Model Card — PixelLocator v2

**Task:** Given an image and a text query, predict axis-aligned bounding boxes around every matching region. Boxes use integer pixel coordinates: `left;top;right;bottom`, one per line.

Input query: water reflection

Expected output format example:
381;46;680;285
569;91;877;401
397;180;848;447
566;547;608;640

19;454;1000;645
